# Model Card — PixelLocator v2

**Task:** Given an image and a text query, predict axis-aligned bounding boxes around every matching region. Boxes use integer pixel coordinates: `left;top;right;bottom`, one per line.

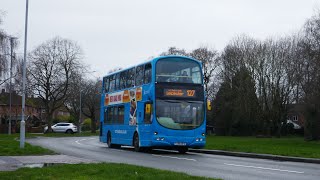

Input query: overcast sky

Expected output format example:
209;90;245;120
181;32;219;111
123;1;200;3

1;0;320;78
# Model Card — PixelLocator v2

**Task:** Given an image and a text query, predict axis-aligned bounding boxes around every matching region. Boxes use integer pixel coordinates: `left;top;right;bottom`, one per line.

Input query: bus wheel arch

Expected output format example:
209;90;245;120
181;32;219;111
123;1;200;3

107;131;112;148
133;132;141;152
107;131;120;148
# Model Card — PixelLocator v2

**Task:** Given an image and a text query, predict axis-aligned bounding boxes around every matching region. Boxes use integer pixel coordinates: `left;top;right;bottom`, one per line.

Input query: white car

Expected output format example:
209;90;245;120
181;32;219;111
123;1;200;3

287;120;301;130
44;123;78;134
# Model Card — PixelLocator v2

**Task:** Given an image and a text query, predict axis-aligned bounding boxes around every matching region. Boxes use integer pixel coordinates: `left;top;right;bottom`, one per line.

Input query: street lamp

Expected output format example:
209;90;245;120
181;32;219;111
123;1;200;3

20;0;29;148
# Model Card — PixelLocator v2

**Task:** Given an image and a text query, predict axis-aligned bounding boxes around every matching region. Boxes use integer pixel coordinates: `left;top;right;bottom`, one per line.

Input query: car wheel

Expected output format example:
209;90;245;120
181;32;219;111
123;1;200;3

66;129;73;134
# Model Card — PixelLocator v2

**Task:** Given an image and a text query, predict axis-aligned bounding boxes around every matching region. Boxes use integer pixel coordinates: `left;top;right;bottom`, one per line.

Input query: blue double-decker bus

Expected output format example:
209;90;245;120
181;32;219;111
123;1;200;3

100;56;206;153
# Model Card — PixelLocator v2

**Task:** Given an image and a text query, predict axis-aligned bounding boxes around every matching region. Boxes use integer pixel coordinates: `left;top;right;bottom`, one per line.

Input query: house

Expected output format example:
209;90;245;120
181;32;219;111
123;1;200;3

0;88;74;133
0;89;43;133
287;104;305;129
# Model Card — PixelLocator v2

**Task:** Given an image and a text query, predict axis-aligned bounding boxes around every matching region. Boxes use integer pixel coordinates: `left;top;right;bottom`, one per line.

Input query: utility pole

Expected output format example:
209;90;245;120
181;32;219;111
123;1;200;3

20;0;29;148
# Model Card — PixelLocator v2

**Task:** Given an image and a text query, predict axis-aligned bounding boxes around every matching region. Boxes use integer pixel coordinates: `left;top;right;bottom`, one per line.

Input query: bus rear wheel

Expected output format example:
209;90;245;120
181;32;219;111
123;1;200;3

107;132;120;149
107;132;115;148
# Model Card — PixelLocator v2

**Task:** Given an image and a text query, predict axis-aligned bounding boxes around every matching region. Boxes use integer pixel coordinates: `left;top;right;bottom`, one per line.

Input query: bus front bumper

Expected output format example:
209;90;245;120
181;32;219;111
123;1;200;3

149;136;205;148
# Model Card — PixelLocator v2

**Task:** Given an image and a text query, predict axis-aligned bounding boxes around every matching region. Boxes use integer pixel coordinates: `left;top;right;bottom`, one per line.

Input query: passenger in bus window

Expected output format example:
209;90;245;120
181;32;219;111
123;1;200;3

179;71;193;83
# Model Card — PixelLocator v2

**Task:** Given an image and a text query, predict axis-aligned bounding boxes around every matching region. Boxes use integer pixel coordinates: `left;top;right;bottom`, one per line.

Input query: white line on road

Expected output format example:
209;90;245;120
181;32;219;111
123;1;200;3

224;163;304;174
152;154;197;161
75;138;95;145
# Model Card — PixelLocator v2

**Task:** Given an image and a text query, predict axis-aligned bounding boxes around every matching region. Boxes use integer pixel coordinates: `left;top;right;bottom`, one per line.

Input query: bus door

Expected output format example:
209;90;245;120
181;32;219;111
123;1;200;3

137;101;153;145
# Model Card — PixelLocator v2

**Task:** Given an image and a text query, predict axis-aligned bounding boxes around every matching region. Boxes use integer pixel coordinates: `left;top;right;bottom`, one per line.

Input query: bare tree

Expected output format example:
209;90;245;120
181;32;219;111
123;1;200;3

160;47;188;56
189;47;220;99
81;78;101;133
0;15;19;88
298;11;320;140
219;35;297;136
28;37;83;132
108;67;122;74
64;71;82;125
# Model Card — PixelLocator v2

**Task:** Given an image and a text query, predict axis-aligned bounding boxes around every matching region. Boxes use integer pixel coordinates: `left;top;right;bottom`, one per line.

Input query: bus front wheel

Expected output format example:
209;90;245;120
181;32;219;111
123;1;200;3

133;133;142;152
177;147;188;154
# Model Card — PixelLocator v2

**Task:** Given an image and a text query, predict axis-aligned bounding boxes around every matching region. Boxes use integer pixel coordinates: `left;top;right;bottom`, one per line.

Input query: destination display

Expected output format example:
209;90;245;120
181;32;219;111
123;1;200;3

156;83;204;100
164;89;196;98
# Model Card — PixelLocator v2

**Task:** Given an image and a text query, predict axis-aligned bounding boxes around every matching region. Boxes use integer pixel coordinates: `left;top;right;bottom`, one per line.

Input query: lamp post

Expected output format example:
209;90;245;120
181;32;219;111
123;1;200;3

20;0;29;148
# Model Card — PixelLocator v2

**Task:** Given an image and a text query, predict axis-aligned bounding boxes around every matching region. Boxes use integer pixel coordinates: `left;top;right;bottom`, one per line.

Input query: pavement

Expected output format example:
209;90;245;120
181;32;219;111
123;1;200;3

0;155;96;171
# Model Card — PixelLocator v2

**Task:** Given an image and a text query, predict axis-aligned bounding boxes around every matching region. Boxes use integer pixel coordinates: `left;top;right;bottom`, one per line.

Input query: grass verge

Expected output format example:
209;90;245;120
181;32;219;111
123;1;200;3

0;134;55;156
205;136;320;159
0;163;217;180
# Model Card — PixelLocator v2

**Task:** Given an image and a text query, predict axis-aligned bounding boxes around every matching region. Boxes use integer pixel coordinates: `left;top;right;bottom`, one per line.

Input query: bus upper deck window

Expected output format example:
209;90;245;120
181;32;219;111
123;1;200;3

144;63;152;84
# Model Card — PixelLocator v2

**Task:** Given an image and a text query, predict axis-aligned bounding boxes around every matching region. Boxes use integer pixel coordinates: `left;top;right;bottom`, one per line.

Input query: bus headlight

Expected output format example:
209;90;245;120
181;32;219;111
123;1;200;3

156;137;165;141
202;133;205;136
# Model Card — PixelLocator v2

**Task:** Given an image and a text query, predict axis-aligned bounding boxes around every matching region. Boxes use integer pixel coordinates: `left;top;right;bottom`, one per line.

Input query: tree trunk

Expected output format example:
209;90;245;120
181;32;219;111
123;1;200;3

46;112;54;133
91;115;96;133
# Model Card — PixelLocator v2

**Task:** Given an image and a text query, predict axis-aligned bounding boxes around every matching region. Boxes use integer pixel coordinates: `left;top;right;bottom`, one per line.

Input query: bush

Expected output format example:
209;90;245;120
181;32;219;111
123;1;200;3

82;118;91;131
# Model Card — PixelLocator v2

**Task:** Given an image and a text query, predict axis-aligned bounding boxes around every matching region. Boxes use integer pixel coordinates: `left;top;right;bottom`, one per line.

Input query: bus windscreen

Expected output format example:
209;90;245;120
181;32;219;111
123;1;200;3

156;58;202;84
156;100;204;130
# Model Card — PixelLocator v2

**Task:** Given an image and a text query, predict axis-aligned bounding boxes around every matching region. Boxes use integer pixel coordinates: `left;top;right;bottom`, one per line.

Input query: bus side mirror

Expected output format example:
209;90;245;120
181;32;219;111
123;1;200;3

207;100;212;111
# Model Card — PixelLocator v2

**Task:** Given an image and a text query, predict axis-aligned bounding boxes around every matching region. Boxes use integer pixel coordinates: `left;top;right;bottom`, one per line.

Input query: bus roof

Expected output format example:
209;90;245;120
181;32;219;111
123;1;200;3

103;55;201;78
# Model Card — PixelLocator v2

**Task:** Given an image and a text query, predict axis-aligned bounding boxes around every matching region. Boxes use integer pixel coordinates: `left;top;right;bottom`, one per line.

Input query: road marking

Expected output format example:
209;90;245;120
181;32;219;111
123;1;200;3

224;163;304;174
152;154;196;161
75;138;95;145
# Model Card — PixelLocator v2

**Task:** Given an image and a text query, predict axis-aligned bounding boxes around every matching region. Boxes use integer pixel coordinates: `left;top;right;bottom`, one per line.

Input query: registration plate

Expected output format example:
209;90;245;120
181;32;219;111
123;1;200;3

174;142;186;146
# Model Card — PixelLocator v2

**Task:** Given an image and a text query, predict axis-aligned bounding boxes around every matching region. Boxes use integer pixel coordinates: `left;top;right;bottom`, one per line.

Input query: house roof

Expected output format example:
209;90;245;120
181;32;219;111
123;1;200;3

0;91;43;108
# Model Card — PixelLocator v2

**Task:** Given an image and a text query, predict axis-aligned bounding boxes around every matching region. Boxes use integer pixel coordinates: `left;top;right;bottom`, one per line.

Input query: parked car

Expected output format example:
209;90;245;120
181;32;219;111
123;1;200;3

44;123;78;134
286;120;302;130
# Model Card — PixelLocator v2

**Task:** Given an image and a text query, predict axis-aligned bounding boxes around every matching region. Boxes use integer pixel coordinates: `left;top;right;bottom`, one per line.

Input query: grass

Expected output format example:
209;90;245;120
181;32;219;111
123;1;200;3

0;163;217;180
0;134;55;156
205;135;320;159
0;131;99;156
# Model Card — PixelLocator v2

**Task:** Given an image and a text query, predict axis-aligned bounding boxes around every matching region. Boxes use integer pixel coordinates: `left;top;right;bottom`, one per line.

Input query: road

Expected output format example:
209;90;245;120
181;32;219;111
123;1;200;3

27;136;320;180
